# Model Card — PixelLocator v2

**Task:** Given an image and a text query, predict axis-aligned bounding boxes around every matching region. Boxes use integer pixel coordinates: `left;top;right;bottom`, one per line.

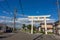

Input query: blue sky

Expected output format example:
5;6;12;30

0;0;60;20
0;0;59;28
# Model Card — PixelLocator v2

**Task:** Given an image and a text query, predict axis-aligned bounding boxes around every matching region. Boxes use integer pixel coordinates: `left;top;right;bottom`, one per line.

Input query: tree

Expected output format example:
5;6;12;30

27;24;36;31
22;24;26;29
27;24;31;30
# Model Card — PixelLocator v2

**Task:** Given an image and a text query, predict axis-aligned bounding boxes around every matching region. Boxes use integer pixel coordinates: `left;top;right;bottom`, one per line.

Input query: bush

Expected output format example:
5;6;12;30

33;30;36;33
40;31;45;34
39;30;45;34
47;32;53;34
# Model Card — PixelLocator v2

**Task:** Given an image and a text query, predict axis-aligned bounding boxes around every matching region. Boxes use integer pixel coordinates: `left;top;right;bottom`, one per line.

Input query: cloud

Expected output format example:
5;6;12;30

0;20;4;23
0;16;56;28
1;16;12;18
0;15;55;24
3;11;13;15
0;16;13;23
17;14;28;17
0;16;6;18
15;18;55;24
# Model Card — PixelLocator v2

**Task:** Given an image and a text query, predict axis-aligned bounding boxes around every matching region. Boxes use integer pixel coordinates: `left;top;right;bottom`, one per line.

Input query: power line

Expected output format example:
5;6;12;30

0;3;7;11
5;0;13;18
19;0;24;16
5;0;10;10
0;3;9;15
0;0;11;15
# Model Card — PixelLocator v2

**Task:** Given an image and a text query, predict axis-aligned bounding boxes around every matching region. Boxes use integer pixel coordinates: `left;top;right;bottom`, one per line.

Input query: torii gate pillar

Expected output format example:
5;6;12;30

31;17;33;34
44;17;47;34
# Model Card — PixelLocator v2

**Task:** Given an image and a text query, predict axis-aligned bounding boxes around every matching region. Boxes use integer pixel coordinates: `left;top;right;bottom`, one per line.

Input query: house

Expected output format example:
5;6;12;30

54;21;60;35
40;23;53;33
0;24;6;33
0;23;13;33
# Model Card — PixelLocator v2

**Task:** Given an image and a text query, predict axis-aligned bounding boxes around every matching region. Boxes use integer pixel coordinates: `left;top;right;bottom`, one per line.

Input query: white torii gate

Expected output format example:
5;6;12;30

28;15;51;34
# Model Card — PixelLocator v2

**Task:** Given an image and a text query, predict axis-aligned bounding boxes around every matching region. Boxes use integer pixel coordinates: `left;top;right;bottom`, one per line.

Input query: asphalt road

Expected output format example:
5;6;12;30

0;32;60;40
5;31;32;40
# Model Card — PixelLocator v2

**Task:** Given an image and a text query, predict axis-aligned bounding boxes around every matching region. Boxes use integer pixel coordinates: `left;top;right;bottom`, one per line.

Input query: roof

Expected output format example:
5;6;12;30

55;20;60;26
40;23;53;25
0;23;6;26
0;23;10;28
55;20;60;24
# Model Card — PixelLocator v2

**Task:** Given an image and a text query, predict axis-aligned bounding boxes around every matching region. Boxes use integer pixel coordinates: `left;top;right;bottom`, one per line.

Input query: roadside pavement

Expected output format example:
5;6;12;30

53;34;60;40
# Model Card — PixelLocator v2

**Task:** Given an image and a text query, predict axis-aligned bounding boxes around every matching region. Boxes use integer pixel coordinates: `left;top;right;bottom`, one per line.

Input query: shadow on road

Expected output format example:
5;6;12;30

33;34;43;40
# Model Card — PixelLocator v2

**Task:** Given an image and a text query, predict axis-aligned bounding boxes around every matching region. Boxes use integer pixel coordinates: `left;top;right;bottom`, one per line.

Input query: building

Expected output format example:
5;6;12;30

54;21;60;35
0;24;6;33
40;23;53;33
0;23;13;33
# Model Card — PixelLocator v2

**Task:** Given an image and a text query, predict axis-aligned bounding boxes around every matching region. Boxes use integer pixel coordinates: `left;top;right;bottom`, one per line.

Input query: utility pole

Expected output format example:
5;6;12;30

13;8;17;32
57;0;60;24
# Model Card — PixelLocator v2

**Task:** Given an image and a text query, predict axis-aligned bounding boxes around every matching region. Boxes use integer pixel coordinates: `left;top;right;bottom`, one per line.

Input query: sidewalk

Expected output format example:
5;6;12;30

0;33;15;38
53;34;60;39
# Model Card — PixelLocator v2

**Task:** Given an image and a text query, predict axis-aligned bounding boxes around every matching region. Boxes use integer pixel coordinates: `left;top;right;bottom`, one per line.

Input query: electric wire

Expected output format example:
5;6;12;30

19;0;24;16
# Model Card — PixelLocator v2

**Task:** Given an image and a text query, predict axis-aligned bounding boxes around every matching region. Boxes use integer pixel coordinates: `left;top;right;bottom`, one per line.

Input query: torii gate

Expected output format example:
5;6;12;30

28;15;51;34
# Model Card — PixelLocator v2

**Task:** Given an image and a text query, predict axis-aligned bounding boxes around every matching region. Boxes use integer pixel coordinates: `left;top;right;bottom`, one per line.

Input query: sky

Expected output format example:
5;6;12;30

0;0;60;28
0;0;59;19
